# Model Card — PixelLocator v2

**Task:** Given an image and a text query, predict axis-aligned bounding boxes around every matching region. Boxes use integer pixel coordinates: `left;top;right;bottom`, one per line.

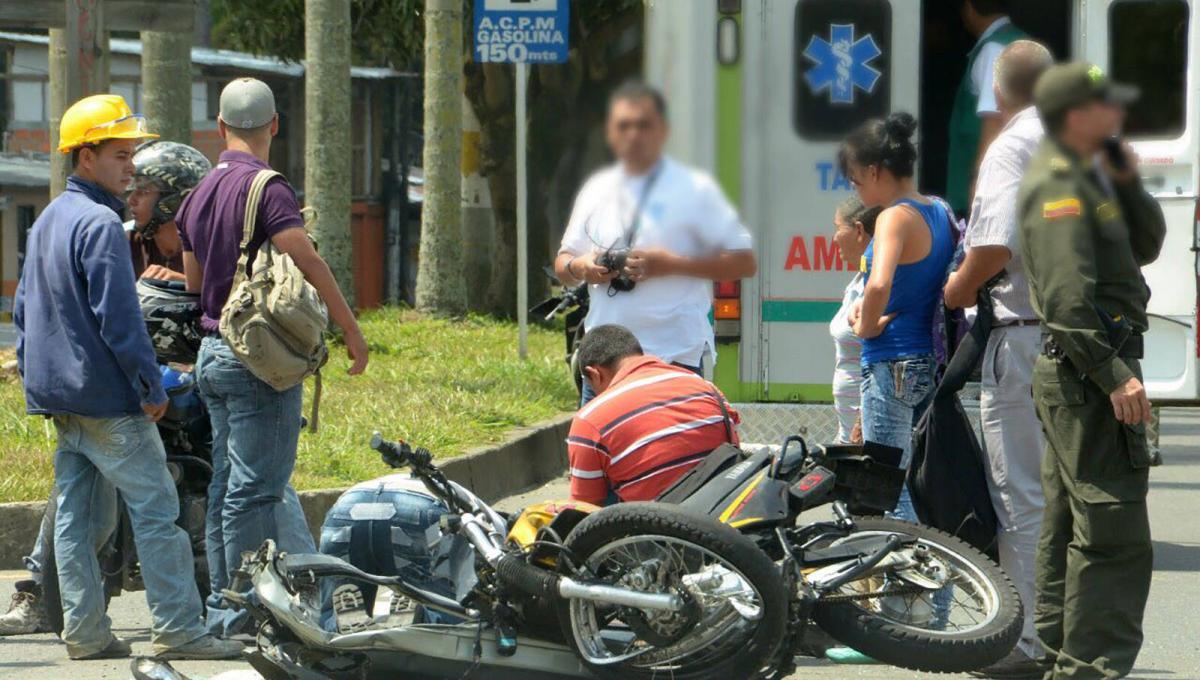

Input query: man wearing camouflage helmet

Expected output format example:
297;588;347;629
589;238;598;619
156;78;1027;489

127;140;213;281
1019;62;1164;678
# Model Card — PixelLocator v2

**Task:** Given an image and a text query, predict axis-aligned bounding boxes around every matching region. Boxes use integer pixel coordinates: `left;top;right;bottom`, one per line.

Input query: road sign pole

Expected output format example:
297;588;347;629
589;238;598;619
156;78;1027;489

516;61;529;360
472;0;568;360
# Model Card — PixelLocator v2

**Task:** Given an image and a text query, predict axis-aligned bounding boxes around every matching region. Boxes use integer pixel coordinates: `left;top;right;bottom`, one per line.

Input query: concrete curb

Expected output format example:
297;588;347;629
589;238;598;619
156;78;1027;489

0;413;574;570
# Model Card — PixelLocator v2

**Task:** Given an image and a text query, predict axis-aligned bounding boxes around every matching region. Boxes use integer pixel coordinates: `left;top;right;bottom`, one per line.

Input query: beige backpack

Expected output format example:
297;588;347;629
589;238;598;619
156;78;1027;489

219;170;329;411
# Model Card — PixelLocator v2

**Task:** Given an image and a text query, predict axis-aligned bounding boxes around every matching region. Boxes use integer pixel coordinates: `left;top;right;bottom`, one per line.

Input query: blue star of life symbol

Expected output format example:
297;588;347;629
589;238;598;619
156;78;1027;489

803;24;882;104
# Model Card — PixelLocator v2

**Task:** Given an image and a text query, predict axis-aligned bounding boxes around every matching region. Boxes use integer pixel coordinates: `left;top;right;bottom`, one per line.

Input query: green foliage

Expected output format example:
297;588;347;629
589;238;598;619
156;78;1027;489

0;310;577;502
211;0;425;70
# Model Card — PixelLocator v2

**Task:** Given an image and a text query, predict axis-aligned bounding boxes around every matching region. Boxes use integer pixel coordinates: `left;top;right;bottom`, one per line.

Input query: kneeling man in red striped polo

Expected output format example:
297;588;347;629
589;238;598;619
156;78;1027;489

567;325;740;505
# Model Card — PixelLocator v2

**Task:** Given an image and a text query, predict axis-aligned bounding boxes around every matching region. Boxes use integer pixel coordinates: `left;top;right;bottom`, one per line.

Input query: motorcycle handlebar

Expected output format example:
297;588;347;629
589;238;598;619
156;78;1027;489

370;431;433;469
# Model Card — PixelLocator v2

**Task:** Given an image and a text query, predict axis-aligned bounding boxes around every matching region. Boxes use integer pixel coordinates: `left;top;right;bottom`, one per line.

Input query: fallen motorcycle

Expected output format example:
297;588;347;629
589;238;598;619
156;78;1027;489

235;432;787;679
233;433;1022;679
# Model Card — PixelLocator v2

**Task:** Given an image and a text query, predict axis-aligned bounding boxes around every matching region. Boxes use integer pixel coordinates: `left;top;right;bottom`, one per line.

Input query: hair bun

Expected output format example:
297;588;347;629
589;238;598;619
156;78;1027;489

883;112;917;141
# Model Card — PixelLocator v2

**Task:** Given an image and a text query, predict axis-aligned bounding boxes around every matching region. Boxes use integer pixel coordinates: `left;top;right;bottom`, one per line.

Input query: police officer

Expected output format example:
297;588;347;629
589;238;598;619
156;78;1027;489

1019;62;1164;679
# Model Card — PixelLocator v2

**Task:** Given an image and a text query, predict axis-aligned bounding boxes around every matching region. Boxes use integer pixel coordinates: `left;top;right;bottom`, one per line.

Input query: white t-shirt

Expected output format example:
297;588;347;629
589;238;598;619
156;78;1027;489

559;156;753;365
971;17;1014;115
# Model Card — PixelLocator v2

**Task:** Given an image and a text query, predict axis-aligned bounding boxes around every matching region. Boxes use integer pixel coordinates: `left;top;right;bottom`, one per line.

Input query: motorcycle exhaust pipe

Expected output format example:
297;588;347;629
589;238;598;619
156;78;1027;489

462;514;682;612
558;578;683;612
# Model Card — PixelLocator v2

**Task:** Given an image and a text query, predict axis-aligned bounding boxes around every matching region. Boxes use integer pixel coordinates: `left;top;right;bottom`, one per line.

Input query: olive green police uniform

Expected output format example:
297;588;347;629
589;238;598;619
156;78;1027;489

1018;63;1165;679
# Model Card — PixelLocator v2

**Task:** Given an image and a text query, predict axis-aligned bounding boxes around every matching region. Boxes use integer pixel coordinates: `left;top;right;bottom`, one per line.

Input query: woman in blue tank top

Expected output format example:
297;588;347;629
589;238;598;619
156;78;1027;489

838;112;956;521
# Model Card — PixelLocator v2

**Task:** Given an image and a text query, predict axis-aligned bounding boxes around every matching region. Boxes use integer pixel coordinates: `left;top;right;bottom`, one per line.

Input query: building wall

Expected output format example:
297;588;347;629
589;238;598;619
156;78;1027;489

0;186;50;311
2;40;396;312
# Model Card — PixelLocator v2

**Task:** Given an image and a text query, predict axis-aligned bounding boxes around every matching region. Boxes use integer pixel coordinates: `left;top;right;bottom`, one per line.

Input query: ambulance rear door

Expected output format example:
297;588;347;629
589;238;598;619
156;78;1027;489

1079;0;1199;403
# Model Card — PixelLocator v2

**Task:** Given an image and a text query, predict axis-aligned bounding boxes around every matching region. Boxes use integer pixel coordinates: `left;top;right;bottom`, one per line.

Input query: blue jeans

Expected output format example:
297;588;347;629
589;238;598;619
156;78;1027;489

25;483;118;584
579;359;704;407
860;354;937;521
52;413;205;656
196;336;316;636
861;354;951;626
319;484;455;630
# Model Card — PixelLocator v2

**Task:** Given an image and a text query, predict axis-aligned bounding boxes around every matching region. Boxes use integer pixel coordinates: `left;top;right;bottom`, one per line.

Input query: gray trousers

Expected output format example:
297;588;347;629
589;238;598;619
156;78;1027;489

980;324;1046;659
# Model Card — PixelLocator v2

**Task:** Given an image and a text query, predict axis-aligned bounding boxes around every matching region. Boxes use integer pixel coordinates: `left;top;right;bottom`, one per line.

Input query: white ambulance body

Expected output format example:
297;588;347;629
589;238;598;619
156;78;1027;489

645;0;1199;421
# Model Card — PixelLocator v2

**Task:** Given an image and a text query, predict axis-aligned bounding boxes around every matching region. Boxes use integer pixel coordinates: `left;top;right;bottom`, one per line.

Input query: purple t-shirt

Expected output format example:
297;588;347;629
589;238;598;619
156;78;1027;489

177;150;305;332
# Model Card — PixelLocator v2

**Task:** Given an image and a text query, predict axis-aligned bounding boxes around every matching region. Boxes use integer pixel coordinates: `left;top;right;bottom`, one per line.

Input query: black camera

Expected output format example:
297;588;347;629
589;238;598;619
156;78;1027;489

597;248;636;292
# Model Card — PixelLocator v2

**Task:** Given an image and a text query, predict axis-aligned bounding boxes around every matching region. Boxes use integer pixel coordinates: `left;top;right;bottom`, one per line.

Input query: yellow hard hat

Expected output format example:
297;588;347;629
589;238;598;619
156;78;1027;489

58;94;157;154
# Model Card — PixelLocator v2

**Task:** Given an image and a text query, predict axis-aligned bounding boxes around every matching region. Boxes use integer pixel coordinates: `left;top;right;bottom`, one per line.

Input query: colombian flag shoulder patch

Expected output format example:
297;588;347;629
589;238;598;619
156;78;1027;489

1043;198;1082;220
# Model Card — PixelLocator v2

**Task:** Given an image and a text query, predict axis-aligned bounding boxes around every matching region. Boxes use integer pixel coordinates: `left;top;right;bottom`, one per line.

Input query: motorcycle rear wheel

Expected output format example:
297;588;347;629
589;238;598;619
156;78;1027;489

557;503;787;680
811;516;1023;673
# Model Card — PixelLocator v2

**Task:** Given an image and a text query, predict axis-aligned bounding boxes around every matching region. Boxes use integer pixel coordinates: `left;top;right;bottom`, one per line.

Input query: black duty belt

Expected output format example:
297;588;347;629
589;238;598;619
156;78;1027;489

1041;332;1144;362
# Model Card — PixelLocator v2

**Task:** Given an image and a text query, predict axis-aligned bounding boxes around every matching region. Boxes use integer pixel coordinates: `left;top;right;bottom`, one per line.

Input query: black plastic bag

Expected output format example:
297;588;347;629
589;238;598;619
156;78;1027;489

908;289;1000;556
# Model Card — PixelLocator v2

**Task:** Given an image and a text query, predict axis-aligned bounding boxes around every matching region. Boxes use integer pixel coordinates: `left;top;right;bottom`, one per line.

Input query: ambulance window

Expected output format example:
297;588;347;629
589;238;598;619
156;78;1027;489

1109;0;1188;139
793;0;891;140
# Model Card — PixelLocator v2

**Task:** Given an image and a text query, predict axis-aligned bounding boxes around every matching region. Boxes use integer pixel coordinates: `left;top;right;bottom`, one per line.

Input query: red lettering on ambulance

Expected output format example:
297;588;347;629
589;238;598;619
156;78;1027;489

785;236;844;271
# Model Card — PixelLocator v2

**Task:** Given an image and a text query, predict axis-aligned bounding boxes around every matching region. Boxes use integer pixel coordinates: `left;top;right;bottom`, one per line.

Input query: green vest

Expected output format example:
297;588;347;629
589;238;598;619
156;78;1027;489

946;21;1027;213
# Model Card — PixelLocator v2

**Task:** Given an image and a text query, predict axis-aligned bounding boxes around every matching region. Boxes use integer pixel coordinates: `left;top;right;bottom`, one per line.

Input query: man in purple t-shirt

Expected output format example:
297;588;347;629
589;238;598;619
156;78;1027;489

177;77;369;636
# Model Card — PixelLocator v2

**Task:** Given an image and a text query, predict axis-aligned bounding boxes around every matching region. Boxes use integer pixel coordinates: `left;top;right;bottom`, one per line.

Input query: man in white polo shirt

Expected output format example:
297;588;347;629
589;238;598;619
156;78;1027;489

555;81;757;404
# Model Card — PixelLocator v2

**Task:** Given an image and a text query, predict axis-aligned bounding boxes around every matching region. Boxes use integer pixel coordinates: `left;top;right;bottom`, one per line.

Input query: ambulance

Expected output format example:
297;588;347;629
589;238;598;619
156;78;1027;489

644;0;1199;428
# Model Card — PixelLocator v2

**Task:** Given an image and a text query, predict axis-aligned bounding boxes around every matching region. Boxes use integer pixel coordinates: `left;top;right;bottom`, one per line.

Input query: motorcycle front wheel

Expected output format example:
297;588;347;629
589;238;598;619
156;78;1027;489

557;503;787;680
811;516;1023;673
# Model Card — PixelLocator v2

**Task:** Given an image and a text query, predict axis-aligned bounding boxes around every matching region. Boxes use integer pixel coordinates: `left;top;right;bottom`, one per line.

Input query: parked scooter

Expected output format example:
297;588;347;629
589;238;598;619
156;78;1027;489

530;266;589;397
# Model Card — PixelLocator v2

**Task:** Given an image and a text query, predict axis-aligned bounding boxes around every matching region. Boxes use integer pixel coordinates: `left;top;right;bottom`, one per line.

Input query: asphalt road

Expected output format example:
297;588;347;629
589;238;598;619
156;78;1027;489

3;409;1198;680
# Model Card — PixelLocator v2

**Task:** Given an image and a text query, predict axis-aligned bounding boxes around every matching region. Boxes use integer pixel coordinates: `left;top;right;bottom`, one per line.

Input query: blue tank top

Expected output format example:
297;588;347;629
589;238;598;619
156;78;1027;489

861;198;955;365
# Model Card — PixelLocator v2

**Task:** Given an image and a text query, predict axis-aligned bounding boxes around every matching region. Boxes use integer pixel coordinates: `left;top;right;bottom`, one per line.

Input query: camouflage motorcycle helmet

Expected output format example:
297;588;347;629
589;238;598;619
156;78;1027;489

132;140;212;238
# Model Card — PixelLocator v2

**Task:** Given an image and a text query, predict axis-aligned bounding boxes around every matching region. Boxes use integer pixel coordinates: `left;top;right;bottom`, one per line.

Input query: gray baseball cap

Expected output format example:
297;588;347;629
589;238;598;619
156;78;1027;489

218;77;276;129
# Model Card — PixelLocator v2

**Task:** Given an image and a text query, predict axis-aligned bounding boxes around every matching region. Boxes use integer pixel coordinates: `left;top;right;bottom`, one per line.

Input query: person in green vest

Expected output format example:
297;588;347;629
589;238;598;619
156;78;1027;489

947;0;1028;216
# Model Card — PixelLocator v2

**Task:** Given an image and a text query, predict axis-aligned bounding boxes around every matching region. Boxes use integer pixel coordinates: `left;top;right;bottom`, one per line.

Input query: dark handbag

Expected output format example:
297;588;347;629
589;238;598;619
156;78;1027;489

907;286;1000;555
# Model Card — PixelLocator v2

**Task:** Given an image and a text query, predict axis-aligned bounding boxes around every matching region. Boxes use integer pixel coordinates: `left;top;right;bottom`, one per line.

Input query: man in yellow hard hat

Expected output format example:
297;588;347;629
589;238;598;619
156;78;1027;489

13;94;240;661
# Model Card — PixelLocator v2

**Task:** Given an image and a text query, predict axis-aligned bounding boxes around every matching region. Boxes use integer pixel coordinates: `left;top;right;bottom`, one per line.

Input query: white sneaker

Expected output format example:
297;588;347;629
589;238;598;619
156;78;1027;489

0;580;52;635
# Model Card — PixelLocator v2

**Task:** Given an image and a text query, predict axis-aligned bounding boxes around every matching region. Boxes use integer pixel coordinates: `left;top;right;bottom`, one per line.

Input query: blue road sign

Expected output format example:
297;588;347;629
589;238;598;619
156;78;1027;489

473;0;570;64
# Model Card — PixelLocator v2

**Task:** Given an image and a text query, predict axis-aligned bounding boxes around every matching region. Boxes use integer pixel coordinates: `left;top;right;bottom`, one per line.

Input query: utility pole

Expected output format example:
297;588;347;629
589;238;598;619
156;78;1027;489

47;29;70;198
141;31;192;143
304;0;355;305
415;0;467;316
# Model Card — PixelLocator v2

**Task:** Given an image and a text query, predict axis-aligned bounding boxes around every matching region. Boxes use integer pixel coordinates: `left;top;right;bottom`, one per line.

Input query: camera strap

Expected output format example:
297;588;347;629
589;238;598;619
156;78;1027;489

621;162;663;249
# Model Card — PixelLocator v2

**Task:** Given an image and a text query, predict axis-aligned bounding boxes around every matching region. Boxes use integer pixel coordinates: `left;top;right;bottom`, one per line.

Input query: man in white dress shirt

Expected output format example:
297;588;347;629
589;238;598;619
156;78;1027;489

555;82;757;404
944;40;1054;679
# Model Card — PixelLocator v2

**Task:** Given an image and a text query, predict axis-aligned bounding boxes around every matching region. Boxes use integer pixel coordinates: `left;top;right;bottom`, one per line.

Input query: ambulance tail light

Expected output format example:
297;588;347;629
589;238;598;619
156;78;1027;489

714;281;741;341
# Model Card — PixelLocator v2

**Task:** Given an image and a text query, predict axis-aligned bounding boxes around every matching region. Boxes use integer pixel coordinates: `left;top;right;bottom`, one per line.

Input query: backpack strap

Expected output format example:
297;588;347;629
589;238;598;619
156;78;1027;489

309;370;322;433
230;169;283;292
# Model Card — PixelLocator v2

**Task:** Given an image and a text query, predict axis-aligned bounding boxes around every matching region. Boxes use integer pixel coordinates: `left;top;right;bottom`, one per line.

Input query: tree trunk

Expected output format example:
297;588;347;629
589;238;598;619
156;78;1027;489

48;29;69;199
141;31;192;143
304;0;355;305
193;0;214;47
416;0;466;316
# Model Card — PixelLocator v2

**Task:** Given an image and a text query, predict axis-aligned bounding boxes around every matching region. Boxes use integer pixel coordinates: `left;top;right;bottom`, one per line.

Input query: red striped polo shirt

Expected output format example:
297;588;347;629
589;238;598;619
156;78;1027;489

567;356;740;504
